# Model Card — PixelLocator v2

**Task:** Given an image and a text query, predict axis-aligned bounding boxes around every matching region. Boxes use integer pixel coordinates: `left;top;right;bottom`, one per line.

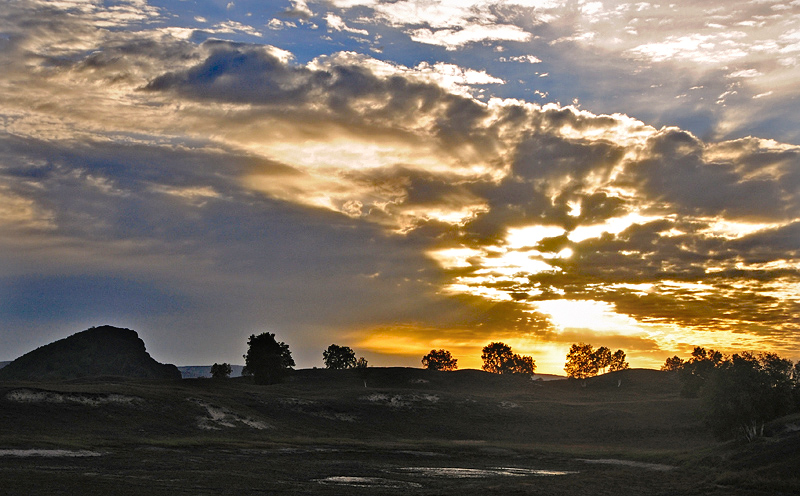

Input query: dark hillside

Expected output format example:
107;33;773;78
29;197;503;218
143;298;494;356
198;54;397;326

275;367;707;450
1;367;798;495
0;325;180;381
0;366;706;450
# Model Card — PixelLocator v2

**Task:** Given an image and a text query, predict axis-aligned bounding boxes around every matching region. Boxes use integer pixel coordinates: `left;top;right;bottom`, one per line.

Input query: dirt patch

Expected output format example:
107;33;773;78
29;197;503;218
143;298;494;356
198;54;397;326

5;389;140;407
361;393;439;408
316;476;422;488
189;399;270;430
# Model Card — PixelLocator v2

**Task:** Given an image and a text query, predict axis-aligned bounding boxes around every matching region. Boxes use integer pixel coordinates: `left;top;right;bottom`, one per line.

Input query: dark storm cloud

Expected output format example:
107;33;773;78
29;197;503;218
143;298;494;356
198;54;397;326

142;41;503;163
628;129;798;219
144;41;326;104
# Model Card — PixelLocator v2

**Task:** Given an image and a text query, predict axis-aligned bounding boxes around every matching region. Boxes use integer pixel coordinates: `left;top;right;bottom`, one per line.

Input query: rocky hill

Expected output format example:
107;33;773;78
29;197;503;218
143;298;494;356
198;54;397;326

0;325;180;381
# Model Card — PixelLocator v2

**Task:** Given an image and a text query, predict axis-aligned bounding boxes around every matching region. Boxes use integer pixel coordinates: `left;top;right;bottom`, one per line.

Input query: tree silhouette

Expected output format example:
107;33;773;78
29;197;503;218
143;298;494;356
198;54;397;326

242;333;294;385
703;352;795;441
482;342;513;374
668;347;800;440
679;346;724;397
421;349;458;371
609;349;629;372
661;355;684;372
565;343;629;379
511;354;536;375
593;346;612;374
323;344;357;369
210;362;232;379
355;356;369;387
564;343;598;379
481;342;536;375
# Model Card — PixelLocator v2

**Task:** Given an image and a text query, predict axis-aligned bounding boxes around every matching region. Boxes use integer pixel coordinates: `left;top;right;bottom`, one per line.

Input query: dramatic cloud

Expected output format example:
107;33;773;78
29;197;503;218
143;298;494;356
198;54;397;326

0;0;797;373
319;0;800;143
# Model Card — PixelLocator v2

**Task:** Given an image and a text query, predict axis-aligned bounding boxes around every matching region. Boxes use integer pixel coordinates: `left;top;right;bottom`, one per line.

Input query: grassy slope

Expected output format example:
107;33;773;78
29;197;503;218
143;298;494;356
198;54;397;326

1;368;703;449
1;368;798;495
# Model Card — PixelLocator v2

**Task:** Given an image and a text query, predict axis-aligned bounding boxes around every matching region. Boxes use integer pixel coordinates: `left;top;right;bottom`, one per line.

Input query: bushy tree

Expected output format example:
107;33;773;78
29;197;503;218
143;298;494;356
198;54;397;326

421;349;458;371
703;352;795;441
210;362;232;379
565;343;628;379
511;354;536;375
661;355;685;372
593;346;612;374
564;343;598;379
355;356;369;387
609;349;629;372
481;342;536;375
323;344;357;369
669;347;800;440
679;346;724;397
482;342;514;374
793;361;800;408
242;333;294;385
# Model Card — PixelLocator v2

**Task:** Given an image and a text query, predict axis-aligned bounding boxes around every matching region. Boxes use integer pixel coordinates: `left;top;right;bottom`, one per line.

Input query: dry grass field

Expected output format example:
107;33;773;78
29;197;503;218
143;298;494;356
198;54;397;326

1;368;798;495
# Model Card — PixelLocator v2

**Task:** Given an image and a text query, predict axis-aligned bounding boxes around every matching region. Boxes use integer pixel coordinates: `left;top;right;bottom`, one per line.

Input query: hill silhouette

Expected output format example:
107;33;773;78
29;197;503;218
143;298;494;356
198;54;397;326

0;325;180;381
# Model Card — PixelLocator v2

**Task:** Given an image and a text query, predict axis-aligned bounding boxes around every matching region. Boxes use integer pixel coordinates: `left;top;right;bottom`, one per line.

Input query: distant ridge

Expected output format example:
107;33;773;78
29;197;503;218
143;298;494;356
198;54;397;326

0;325;181;381
178;365;244;378
0;361;10;370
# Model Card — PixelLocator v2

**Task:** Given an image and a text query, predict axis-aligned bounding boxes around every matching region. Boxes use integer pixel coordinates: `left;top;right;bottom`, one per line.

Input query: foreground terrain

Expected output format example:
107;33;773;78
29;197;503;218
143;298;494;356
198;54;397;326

1;368;798;495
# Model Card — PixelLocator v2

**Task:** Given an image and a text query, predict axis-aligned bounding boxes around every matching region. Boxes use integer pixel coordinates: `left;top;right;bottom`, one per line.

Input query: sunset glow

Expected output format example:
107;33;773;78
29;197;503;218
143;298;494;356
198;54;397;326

0;0;798;374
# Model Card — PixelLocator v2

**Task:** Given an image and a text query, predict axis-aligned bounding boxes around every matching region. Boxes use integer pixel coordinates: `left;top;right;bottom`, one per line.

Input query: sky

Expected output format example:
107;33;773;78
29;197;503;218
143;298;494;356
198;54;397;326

0;0;798;374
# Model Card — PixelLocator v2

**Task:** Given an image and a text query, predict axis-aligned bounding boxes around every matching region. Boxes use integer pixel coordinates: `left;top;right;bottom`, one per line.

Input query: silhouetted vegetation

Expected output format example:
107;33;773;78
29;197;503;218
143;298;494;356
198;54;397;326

665;347;800;441
355;356;369;387
661;355;685;372
675;346;725;397
704;352;795;441
564;343;629;379
421;349;458;371
322;344;357;369
610;349;629;372
242;332;294;385
564;343;597;379
592;346;612;373
210;362;232;379
481;342;536;375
